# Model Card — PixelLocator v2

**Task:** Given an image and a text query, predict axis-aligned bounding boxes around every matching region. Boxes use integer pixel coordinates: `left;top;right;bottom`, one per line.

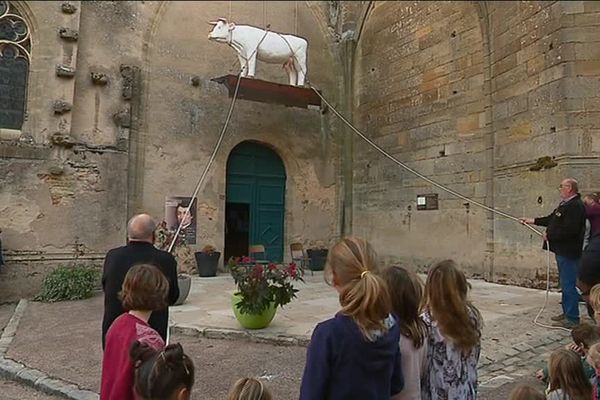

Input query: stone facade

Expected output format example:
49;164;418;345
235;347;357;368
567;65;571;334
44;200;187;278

347;1;600;281
1;1;598;286
0;1;342;271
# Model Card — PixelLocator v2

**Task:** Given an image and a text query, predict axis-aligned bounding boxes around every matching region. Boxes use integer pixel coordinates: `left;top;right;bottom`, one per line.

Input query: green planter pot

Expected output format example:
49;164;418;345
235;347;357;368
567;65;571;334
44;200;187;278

231;293;277;329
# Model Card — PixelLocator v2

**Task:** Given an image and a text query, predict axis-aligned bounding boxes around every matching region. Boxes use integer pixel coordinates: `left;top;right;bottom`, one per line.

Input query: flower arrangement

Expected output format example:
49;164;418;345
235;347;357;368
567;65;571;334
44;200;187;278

228;257;304;315
154;221;196;275
201;244;218;254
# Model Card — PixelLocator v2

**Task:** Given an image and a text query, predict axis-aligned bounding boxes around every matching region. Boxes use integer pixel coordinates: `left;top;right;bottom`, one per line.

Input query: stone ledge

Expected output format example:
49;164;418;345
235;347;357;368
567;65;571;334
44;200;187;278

171;324;310;347
0;357;98;400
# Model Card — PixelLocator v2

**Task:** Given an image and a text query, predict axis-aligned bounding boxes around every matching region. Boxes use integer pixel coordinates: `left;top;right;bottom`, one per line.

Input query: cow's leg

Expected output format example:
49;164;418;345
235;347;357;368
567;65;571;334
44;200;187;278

246;53;257;78
284;57;297;86
294;55;306;87
288;67;297;86
237;55;248;76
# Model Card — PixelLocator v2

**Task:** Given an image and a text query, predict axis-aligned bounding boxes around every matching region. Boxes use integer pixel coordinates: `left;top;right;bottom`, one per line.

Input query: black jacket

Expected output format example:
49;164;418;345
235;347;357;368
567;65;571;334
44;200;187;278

101;241;179;349
534;194;586;259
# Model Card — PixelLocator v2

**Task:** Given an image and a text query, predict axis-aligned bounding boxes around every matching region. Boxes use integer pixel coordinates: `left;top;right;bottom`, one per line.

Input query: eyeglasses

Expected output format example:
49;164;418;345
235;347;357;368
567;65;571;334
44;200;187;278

558;184;571;189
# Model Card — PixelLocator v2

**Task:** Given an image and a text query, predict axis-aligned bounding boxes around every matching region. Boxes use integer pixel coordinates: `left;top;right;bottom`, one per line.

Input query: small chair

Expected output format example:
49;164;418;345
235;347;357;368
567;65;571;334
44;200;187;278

248;244;269;265
290;242;313;276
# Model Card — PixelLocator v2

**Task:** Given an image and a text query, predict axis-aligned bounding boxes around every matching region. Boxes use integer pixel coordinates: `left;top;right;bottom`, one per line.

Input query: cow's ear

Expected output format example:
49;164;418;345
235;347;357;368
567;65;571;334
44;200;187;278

228;22;236;31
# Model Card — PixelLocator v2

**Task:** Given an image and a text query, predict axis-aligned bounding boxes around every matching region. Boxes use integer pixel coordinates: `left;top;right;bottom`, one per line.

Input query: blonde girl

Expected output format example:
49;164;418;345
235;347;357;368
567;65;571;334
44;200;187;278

227;378;272;400
547;348;591;400
299;237;403;400
421;260;483;400
383;265;428;400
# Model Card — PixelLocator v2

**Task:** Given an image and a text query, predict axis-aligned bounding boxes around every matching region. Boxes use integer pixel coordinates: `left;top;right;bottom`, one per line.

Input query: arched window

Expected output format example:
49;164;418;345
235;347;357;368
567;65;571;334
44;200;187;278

0;1;30;130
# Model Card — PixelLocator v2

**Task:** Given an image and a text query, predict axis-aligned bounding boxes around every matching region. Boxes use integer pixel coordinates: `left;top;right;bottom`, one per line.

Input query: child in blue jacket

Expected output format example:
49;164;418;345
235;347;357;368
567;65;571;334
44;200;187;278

299;237;403;400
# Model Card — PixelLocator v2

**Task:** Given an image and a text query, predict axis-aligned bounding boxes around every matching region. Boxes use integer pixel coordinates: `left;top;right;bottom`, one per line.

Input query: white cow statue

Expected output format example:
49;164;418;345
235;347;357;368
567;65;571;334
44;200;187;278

208;18;308;87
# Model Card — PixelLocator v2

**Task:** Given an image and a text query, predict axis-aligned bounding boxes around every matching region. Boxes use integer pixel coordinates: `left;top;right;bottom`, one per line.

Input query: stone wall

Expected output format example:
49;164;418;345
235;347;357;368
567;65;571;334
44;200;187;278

488;1;600;280
352;2;490;274
0;1;343;278
349;1;600;280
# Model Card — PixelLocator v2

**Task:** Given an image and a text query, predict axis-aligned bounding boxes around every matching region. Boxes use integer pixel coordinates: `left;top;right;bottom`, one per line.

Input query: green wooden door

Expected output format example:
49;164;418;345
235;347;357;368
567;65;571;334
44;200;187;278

226;142;286;262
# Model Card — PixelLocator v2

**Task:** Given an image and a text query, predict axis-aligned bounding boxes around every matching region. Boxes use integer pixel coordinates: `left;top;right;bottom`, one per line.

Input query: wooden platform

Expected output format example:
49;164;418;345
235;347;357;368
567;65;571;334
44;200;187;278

211;75;322;109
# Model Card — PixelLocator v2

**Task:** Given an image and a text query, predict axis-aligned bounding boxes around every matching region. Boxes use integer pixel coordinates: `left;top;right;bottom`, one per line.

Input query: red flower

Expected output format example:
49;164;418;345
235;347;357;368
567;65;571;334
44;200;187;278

287;263;298;279
251;264;264;278
268;263;277;271
241;256;253;264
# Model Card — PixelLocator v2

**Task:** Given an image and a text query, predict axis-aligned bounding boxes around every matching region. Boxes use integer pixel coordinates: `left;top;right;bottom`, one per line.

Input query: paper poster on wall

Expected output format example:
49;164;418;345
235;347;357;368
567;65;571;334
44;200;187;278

165;196;197;245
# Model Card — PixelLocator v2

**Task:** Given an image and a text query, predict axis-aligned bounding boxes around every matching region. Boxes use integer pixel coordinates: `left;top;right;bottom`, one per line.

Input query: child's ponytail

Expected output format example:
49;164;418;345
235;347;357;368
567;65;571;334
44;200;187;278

328;237;392;339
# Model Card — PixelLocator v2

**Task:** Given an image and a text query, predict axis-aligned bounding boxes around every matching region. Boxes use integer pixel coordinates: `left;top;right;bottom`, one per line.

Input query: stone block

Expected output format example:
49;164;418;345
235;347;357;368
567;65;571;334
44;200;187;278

58;27;78;41
574;61;600;76
584;1;600;12
561;26;600;43
53;100;72;114
539;64;565;86
575;43;600;60
510;121;531;137
90;72;108;86
456;114;480;134
0;358;26;379
61;2;77;14
15;367;47;386
492;54;517;77
35;377;80;398
56;65;75;78
526;53;545;76
563;77;600;98
561;1;584;14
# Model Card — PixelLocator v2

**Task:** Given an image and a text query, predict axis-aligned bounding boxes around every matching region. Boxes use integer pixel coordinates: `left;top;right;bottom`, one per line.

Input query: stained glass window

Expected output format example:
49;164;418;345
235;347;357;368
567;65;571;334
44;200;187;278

0;1;30;130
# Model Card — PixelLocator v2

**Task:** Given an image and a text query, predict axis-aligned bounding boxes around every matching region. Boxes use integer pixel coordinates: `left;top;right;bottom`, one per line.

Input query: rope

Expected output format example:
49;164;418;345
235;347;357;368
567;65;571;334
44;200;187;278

309;88;569;332
284;43;567;331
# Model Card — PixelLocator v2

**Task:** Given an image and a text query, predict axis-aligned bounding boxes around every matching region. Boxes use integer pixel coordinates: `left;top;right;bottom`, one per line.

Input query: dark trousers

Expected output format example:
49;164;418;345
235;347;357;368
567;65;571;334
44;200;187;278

556;255;580;322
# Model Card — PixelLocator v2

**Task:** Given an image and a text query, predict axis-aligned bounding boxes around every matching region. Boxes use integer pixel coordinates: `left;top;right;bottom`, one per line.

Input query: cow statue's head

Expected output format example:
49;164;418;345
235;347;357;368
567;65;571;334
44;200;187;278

207;18;236;42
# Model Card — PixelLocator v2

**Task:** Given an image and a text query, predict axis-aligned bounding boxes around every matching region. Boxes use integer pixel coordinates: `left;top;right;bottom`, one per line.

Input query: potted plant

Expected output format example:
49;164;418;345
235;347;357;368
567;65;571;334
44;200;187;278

306;244;329;272
194;244;221;278
154;221;194;306
227;257;304;329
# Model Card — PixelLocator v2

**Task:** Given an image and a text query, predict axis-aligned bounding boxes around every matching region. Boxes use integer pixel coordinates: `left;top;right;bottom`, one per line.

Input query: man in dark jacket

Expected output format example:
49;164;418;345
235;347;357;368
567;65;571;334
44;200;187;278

101;213;179;349
521;178;586;328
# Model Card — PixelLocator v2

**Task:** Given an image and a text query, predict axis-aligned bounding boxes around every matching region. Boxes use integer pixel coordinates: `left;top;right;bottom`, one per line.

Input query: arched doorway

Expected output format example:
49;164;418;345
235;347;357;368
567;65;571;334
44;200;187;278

225;141;286;263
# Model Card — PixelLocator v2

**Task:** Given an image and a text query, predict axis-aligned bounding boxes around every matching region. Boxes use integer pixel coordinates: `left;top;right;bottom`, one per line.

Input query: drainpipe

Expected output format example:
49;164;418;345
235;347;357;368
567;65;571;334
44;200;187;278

340;38;355;237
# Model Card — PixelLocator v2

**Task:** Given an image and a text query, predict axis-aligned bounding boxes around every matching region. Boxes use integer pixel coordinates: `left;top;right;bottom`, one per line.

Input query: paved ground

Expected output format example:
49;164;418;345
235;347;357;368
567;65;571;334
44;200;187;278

0;272;591;399
0;378;64;399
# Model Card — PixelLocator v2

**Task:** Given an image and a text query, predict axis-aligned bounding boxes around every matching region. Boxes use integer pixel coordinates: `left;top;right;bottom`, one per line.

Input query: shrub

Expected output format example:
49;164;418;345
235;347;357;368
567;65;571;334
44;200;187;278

35;264;100;302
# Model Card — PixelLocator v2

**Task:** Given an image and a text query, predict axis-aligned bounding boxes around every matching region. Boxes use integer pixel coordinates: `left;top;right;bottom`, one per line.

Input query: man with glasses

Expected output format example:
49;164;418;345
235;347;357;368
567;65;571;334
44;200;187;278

520;178;587;328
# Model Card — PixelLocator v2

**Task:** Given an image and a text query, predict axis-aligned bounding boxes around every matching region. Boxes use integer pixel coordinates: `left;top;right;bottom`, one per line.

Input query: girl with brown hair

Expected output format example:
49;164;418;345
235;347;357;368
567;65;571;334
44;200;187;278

546;348;591;400
299;237;403;400
383;265;428;400
421;260;483;400
129;341;195;400
101;264;169;400
227;378;273;400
